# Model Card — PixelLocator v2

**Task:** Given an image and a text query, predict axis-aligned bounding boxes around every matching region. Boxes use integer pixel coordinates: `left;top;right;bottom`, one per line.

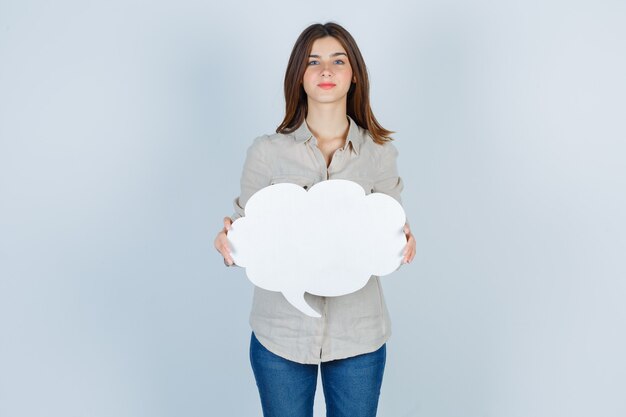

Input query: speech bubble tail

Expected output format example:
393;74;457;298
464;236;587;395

283;291;321;318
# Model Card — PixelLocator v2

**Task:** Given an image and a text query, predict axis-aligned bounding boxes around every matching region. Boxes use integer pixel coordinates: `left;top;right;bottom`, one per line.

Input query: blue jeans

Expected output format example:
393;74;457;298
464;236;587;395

249;332;386;417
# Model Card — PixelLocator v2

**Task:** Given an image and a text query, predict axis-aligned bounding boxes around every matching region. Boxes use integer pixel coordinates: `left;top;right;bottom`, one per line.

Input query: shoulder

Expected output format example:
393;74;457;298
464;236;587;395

248;133;271;148
380;140;399;157
248;132;294;150
360;131;399;158
245;133;275;155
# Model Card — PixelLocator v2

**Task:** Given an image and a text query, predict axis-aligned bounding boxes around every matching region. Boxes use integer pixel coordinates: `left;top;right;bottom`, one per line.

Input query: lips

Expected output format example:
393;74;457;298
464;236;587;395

318;83;336;89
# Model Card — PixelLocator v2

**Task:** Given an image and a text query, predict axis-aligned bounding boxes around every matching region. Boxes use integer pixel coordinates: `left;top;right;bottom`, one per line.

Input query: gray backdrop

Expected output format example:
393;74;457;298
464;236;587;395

1;0;624;416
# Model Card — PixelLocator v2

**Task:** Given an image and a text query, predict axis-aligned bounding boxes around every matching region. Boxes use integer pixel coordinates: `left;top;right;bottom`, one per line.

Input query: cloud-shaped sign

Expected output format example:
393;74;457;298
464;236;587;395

227;179;406;318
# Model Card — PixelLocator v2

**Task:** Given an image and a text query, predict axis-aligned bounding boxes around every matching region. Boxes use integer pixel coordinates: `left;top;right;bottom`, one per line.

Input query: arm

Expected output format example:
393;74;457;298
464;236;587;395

373;141;415;264
231;135;273;221
373;141;405;207
216;135;272;267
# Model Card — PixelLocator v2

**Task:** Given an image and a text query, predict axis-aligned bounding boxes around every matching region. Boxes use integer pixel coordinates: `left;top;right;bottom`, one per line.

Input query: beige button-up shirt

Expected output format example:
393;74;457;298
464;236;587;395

230;115;405;364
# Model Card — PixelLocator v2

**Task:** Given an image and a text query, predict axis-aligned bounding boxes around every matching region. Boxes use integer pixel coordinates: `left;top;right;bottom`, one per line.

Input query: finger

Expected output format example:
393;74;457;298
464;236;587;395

221;251;230;261
218;241;233;264
214;235;226;249
403;247;415;263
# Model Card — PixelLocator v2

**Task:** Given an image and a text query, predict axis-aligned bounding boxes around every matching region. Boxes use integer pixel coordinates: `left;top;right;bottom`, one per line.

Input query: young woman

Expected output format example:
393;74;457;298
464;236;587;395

214;22;416;417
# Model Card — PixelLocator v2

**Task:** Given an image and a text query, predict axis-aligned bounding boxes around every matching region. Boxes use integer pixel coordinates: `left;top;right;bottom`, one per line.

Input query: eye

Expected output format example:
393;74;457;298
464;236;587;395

308;60;319;65
334;59;345;64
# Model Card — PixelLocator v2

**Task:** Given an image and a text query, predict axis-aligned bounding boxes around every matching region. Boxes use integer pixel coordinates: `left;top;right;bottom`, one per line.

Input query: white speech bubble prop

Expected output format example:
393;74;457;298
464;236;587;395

228;179;406;318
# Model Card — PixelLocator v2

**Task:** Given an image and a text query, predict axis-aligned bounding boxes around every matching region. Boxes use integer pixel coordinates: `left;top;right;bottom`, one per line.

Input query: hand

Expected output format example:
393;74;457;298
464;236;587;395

402;222;416;264
214;216;234;266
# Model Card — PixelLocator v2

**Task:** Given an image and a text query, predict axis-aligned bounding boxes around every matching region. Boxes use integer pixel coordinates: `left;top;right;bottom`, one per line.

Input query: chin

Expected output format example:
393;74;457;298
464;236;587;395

310;97;347;105
307;92;349;103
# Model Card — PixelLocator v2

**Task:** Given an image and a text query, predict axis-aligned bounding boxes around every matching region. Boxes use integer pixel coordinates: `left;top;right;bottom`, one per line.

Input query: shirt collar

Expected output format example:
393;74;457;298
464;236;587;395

293;115;362;155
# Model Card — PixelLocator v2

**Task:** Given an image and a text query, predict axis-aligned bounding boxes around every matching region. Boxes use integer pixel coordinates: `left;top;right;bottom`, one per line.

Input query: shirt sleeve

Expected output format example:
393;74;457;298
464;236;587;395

231;135;272;221
373;141;408;224
374;142;409;223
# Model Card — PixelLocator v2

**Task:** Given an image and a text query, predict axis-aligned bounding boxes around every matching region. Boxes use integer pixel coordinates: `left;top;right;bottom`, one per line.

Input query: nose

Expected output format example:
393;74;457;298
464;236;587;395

320;61;333;78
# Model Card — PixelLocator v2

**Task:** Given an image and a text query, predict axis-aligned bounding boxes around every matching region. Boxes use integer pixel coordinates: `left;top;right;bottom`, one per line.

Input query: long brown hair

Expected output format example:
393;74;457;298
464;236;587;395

276;22;395;144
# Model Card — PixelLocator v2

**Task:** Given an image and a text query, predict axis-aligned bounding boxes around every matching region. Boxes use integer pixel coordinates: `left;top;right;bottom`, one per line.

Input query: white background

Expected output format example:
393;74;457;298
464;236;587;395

1;0;625;416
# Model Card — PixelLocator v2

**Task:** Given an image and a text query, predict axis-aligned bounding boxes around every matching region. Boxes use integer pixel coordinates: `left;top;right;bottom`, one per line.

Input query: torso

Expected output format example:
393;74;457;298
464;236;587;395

316;137;346;168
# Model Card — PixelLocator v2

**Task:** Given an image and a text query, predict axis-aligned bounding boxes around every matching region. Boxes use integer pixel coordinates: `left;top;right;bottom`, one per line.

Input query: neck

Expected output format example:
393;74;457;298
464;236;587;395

305;101;349;144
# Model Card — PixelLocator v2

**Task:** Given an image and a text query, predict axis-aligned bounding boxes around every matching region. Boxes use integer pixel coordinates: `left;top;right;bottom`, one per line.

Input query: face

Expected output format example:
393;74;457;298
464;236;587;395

302;36;355;106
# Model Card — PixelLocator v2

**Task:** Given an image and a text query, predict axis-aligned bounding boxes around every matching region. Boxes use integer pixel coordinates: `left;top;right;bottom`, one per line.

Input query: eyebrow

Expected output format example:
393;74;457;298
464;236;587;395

308;52;348;58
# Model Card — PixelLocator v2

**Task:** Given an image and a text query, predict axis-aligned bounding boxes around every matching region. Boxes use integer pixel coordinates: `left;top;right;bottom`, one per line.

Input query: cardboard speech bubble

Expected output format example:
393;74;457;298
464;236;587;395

227;179;406;317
